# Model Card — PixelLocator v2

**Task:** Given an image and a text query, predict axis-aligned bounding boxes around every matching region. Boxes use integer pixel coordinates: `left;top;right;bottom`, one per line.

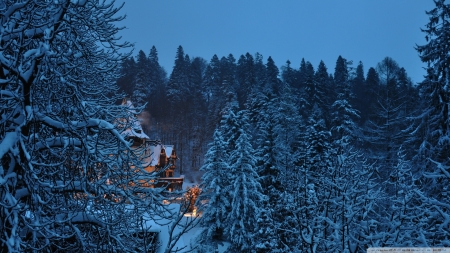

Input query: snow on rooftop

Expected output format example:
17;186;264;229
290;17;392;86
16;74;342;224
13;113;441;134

121;127;151;140
165;145;173;157
120;99;151;140
149;144;161;166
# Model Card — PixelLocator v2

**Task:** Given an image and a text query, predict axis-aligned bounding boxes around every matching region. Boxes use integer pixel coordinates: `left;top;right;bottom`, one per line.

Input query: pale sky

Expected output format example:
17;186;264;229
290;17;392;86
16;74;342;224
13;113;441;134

115;0;435;83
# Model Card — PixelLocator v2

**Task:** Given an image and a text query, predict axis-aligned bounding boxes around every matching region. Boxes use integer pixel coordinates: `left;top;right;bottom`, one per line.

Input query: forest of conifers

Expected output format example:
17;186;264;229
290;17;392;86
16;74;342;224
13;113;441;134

117;46;418;178
2;0;450;251
116;1;450;251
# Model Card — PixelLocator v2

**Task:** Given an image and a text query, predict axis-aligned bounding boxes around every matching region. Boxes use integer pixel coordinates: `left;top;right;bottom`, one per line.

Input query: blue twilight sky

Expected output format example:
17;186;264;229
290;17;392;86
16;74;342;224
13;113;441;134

115;1;435;83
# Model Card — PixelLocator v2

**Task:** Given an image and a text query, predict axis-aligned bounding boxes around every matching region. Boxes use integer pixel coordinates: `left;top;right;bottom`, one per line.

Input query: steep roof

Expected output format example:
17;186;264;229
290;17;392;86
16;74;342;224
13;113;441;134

120;99;151;140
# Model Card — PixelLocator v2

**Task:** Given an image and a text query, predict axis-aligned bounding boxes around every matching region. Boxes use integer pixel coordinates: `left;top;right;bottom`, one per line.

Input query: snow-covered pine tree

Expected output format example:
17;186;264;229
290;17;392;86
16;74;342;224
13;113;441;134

331;56;361;150
251;98;286;251
220;106;242;160
296;105;333;252
275;81;303;175
413;0;450;194
314;60;333;126
227;124;264;252
197;130;231;243
255;113;282;204
303;104;333;184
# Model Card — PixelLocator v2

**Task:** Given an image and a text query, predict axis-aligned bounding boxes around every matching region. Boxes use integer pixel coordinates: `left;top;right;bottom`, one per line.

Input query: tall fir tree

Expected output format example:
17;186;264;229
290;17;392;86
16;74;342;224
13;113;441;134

352;61;367;124
117;57;137;97
314;60;333;125
132;50;150;108
237;53;256;108
227;120;264;252
146;46;168;119
331;56;360;148
303;61;316;115
265;56;282;96
413;0;450;183
167;46;190;114
198;130;232;243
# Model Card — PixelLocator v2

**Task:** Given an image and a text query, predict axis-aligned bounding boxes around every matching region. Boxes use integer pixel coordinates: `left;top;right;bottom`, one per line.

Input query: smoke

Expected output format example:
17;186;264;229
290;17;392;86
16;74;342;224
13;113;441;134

137;111;151;131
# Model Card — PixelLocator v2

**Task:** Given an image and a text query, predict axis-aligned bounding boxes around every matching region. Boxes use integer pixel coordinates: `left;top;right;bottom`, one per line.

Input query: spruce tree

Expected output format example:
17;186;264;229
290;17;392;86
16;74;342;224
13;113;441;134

117;57;137;97
146;46;168;119
281;60;299;92
167;46;190;114
314;60;332;125
132;50;150;108
227;124;263;252
237;53;256;108
303;61;316;114
265;56;282;96
331;56;360;148
413;0;450;182
198;130;231;242
352;61;367;124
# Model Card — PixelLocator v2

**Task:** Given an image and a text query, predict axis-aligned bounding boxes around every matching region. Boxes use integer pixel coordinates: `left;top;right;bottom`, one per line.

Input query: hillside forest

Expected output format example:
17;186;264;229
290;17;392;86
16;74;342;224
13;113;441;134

116;1;450;251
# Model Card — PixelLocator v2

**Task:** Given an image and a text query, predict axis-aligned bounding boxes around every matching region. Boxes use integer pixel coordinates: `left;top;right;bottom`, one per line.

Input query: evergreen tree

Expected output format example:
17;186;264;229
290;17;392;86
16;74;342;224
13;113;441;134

352;61;367;124
361;67;380;126
198;130;231;242
204;54;221;115
117;57;137;97
256;114;282;201
237;53;256;108
227;123;263;252
314;60;332;124
221;54;239;101
303;61;316;114
254;53;267;86
413;0;450;180
298;58;308;90
275;82;303;176
281;60;298;92
304;104;333;184
167;46;190;114
220;107;244;159
132;50;150;108
265;56;282;96
334;55;349;97
331;56;360;148
146;46;168;119
188;57;208;169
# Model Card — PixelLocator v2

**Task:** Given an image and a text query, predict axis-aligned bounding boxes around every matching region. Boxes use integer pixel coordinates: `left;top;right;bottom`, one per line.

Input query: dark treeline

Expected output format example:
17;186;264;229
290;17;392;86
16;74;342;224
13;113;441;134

116;1;450;250
116;46;417;180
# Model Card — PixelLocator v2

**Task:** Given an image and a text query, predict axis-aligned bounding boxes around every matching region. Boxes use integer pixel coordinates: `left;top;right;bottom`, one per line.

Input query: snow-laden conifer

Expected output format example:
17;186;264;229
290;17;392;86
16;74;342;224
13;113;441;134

197;130;231;242
227;126;263;252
